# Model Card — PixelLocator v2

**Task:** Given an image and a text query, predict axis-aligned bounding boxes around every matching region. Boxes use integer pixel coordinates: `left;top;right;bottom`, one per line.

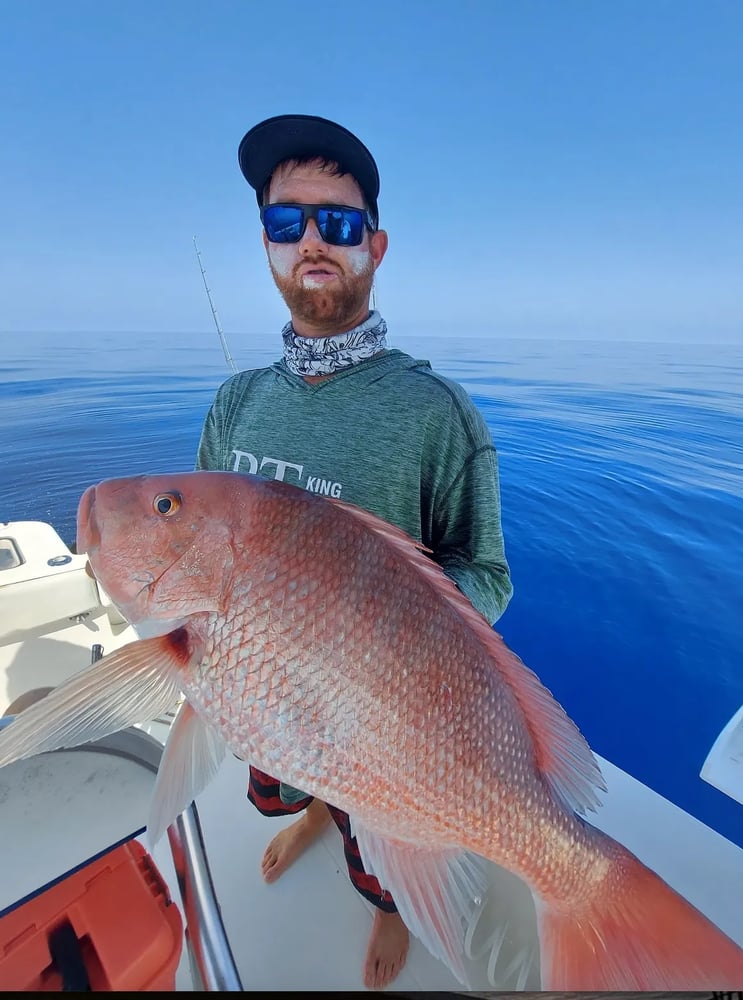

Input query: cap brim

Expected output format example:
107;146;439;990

237;114;379;220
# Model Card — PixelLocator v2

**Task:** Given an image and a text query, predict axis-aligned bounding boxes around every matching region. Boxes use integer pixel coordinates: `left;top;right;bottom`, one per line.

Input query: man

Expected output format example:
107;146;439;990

196;114;512;990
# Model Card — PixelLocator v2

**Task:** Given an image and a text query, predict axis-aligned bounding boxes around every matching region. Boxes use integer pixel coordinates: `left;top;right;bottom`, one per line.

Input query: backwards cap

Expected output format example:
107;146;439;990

237;114;380;224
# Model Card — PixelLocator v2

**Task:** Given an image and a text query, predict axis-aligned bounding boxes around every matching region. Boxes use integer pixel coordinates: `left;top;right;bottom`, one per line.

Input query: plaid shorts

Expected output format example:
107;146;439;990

247;765;397;913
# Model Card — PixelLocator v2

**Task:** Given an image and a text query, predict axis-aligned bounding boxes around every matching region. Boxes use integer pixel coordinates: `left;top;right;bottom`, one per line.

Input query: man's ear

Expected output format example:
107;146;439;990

370;228;388;269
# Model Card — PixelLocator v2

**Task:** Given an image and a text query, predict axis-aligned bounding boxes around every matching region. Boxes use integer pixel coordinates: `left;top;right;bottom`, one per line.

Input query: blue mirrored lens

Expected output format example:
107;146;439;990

317;208;364;246
262;205;305;243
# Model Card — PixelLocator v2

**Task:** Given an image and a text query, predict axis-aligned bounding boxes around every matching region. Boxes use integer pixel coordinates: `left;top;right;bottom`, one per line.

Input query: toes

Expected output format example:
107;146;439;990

377;960;390;989
373;950;407;989
364;957;396;991
261;848;277;880
381;959;399;990
363;957;377;990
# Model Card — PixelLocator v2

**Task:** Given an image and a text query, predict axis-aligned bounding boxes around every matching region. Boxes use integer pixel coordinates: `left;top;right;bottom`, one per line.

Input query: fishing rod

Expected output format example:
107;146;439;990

193;236;238;375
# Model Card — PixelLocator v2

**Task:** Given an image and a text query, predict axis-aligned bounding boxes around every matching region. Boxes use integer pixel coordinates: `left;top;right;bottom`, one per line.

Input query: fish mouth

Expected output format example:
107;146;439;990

75;483;153;616
76;484;100;556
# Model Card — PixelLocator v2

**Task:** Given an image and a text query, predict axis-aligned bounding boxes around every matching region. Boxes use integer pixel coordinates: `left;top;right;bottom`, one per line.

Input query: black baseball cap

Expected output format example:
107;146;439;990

237;114;380;225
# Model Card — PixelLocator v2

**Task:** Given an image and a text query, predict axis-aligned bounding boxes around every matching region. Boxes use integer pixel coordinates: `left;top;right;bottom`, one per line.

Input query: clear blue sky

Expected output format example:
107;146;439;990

2;0;741;343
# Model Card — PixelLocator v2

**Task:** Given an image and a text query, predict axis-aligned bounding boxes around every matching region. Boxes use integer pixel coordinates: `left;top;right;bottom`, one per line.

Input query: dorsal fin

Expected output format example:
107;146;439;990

328;497;606;815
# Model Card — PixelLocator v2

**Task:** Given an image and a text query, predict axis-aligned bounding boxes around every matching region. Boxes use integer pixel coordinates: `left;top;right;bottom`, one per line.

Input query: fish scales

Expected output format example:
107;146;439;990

172;479;607;896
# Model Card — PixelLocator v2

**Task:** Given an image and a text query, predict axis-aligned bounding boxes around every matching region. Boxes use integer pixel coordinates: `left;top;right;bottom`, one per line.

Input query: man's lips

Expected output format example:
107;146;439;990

298;262;339;279
302;272;337;284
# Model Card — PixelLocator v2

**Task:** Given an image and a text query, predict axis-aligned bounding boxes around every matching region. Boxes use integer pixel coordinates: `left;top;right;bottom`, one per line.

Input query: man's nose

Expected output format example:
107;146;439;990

298;217;326;252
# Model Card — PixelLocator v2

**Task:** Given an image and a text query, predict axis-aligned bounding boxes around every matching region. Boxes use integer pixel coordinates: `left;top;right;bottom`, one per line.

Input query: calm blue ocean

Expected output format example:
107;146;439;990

2;331;741;847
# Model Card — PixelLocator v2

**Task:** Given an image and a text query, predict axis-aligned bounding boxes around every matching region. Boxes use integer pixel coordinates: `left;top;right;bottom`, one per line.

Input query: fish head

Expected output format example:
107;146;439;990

77;471;246;627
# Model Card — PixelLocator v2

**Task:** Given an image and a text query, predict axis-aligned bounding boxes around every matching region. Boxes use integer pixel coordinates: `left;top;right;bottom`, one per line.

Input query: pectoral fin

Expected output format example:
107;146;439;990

0;633;187;767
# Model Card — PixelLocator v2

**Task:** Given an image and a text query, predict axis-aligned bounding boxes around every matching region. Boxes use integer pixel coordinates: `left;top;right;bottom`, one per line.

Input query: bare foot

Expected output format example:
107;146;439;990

261;798;332;883
3;687;53;716
363;909;410;990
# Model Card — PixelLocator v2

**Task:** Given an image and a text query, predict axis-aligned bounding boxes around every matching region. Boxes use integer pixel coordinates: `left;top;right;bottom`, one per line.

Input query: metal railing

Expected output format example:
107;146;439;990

168;804;243;990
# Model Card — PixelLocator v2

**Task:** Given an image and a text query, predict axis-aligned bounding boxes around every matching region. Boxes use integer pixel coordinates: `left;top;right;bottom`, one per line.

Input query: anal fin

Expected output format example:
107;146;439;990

351;819;489;987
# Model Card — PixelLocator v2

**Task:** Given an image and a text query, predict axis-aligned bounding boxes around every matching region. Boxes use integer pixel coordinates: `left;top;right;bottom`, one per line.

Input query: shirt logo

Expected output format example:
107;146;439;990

231;450;342;498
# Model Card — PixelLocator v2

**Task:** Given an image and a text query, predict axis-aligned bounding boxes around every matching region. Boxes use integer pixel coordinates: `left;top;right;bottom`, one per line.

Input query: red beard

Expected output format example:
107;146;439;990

269;255;375;331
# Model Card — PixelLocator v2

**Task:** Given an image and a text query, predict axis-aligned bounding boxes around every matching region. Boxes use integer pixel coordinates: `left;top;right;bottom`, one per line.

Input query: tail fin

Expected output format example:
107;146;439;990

537;842;743;989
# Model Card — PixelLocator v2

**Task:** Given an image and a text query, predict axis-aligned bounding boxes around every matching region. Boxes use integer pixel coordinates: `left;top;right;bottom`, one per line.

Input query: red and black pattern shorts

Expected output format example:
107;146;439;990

247;765;397;913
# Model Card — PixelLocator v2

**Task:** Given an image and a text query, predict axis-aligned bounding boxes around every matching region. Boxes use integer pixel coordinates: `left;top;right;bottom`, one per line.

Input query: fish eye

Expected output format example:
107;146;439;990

153;492;182;516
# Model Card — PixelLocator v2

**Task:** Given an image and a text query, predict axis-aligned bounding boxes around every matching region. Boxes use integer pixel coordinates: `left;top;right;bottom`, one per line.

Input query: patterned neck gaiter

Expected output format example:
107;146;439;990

281;311;388;376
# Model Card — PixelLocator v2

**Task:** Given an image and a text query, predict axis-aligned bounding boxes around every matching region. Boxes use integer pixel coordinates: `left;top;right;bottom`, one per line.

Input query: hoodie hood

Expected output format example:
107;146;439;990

269;349;433;392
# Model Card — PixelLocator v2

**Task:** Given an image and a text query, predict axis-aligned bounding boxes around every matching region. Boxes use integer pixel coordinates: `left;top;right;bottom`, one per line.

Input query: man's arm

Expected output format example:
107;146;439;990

423;388;513;625
195;403;222;471
433;444;513;624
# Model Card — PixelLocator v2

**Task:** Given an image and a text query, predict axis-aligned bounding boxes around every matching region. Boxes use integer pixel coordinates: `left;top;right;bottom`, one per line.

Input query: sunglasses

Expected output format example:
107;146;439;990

260;203;376;247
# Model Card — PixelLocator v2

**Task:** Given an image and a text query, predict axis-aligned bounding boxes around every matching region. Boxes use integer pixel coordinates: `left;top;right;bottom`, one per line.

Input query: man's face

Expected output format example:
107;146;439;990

262;159;388;337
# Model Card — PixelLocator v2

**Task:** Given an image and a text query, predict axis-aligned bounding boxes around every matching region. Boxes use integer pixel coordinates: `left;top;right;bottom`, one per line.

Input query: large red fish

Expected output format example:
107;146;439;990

1;471;741;989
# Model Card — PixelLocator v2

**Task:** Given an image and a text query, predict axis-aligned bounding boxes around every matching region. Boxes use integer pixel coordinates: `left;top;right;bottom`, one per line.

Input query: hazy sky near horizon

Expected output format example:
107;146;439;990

2;0;742;344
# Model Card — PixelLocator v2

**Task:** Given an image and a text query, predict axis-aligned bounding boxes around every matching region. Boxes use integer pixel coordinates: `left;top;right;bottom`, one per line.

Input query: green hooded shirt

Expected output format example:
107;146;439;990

196;348;512;624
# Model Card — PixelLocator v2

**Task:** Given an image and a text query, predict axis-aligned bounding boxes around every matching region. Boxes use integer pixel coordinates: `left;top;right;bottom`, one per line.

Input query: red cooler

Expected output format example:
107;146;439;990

0;840;183;990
